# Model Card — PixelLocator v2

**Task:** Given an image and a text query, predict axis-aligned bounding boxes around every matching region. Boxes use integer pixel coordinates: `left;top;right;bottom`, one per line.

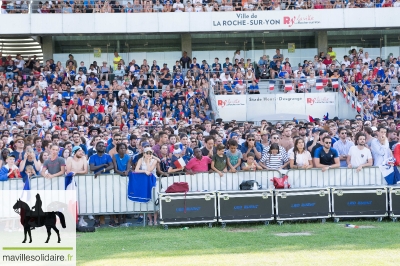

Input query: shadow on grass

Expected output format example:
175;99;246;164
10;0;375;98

77;221;400;263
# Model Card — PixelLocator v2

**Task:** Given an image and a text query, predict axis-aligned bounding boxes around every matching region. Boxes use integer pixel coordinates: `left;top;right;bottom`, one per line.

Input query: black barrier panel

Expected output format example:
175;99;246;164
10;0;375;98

160;194;216;224
390;187;400;217
219;195;274;221
276;193;330;219
332;189;387;217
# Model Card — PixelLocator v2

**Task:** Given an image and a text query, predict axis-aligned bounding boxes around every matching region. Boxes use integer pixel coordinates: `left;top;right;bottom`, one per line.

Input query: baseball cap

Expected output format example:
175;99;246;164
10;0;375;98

371;126;378;131
141;141;150;148
143;147;153;153
311;128;320;134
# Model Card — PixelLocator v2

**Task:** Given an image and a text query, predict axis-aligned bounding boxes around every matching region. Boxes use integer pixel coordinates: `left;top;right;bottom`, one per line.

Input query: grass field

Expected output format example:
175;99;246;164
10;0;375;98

77;220;400;266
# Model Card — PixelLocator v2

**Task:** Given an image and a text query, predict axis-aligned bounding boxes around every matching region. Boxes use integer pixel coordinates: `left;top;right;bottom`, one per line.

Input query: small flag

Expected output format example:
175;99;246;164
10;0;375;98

308;115;315;123
323;113;329;121
269;80;275;91
65;172;78;224
356;102;362;113
173;157;186;169
347;92;350;103
20;177;31;202
332;79;339;89
316;79;323;90
352;97;355;108
284;80;293;91
38;128;45;138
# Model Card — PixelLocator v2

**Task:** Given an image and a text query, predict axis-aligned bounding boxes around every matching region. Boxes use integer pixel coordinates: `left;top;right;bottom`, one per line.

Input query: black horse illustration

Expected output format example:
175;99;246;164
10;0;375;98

12;194;66;243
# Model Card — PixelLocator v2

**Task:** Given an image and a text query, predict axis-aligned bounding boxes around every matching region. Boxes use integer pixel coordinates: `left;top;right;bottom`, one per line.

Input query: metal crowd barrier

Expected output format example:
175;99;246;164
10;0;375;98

159;170;280;192
286;167;386;188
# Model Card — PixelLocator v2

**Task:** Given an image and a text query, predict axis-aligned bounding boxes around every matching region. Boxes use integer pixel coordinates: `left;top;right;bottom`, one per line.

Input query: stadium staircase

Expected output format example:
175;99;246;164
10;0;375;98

0;37;43;62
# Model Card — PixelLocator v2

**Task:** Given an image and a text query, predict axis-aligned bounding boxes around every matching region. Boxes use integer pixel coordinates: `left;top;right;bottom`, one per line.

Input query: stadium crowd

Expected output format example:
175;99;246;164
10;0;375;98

2;0;400;14
1;47;400;227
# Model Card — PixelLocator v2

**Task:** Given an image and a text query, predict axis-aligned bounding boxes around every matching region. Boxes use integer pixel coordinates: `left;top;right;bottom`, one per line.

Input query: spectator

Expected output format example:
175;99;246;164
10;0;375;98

370;126;392;166
260;143;289;170
226;139;243;172
313;136;340;172
289;138;313;169
347;132;373;171
241;152;263;171
112;143;132;176
241;134;263;161
40;145;66;179
186;147;212;174
333;127;354;167
211;144;227;177
0;154;21;180
89;141;114;178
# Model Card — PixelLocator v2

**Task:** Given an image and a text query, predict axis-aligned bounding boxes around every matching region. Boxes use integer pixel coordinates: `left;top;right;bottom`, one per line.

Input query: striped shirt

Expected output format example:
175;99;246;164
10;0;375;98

261;145;288;163
261;152;289;169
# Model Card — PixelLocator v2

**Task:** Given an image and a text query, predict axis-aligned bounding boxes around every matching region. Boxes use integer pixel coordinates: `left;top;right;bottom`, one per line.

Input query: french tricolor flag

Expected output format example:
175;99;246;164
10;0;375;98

20;177;31;202
351;97;355;108
65;172;78;224
284;80;293;91
356;102;362;113
332;79;339;89
378;157;400;185
316;79;323;90
347;92;351;103
342;87;347;98
174;157;186;169
269;80;275;91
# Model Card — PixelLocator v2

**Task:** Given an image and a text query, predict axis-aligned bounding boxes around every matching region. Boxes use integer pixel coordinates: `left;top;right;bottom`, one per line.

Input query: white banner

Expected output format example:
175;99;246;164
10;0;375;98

211;10;344;31
215;95;247;121
275;94;306;115
305;93;337;119
246;95;276;121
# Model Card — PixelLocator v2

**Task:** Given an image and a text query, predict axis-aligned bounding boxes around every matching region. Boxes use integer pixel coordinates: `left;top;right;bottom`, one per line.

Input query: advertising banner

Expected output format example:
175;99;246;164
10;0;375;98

211;10;344;31
305;93;337;119
215;95;247;121
275;94;306;115
246;95;276;121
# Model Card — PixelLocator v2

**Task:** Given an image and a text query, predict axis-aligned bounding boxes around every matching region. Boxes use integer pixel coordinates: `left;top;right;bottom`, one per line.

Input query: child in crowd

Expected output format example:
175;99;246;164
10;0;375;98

0;154;21;180
241;152;262;171
211;144;227;177
262;143;289;170
225;139;242;172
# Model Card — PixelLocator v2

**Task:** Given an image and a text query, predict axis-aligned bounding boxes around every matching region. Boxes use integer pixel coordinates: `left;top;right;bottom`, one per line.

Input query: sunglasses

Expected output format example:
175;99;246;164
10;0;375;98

247;139;255;141
114;138;121;141
145;151;153;155
325;142;332;144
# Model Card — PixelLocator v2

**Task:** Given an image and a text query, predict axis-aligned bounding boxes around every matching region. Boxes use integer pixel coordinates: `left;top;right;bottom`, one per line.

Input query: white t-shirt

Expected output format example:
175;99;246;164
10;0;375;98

173;3;184;11
288;150;312;167
348;146;372;168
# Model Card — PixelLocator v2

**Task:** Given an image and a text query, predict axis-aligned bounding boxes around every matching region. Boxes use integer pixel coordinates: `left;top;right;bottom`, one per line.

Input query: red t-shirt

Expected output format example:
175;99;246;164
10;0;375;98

186;156;212;173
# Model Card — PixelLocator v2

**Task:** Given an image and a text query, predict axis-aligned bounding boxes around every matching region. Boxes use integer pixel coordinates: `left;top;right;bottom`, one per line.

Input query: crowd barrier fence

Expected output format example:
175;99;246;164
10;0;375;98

0;168;395;221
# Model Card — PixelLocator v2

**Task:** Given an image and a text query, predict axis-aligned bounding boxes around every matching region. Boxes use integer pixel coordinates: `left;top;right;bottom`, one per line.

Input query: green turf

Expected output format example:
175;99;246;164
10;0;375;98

77;220;400;266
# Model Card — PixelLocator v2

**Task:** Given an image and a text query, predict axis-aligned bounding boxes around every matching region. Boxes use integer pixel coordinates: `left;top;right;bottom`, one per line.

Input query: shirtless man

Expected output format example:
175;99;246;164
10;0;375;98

66;146;88;226
66;146;88;176
280;127;294;152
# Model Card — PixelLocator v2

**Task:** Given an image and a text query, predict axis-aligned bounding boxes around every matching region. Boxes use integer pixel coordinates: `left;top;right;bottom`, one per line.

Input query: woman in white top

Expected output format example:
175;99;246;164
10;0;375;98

205;2;213;11
289;138;313;169
307;71;317;92
185;1;193;12
245;68;255;81
194;2;204;11
135;147;160;226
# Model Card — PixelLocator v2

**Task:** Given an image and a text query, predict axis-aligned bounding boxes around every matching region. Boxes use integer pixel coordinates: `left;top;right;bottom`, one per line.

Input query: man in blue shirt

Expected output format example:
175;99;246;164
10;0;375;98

381;98;394;118
89;142;114;177
313;136;340;172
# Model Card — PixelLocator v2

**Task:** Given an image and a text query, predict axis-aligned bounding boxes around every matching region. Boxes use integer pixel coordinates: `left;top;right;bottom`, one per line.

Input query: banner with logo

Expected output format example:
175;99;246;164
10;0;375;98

275;94;306;115
246;95;276;121
215;95;247;121
305;93;337;118
211;10;343;31
215;93;339;121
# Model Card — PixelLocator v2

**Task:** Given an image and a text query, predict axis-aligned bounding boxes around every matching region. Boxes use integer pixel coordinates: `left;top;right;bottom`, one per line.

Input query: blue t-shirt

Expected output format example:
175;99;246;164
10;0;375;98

313;147;339;166
89;153;113;174
114;154;130;173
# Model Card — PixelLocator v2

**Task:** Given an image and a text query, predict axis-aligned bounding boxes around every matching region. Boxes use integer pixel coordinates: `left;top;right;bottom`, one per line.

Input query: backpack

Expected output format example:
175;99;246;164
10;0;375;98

239;180;261;190
165;182;189;193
